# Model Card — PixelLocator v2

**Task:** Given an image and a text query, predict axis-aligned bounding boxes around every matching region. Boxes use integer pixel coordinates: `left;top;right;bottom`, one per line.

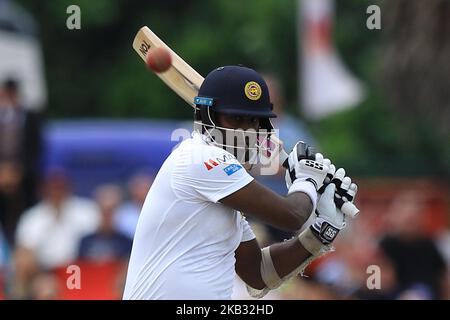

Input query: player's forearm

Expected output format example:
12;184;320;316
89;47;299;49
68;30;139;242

235;236;312;291
259;191;313;230
220;180;313;231
253;192;313;231
243;236;313;293
268;236;312;279
284;191;314;229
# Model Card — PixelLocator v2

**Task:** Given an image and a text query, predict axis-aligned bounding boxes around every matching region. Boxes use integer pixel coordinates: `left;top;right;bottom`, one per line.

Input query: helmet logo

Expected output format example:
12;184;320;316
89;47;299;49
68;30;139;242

244;81;262;101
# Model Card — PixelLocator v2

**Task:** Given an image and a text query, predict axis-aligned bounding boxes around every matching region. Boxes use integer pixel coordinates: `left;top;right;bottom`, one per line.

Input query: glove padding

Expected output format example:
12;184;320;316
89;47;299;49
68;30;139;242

285;141;329;191
317;163;336;194
319;168;359;218
310;183;345;245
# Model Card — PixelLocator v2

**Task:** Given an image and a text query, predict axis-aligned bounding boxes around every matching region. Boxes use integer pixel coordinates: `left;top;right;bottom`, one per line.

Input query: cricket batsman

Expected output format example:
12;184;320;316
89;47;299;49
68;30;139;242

123;65;358;299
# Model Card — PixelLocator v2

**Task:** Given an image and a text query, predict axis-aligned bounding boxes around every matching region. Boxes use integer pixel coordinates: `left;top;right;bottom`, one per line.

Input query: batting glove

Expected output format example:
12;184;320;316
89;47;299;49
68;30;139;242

285;141;329;191
310;183;345;245
319;168;359;218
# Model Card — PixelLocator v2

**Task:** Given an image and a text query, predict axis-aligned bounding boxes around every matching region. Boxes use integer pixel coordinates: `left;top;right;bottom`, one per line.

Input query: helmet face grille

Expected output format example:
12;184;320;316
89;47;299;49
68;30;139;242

192;65;279;167
193;119;277;165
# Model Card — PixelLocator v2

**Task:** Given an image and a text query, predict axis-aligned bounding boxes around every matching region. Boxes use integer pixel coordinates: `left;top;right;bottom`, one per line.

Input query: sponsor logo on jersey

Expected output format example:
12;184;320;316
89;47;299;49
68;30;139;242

204;153;238;171
204;159;219;170
216;153;236;164
223;164;243;176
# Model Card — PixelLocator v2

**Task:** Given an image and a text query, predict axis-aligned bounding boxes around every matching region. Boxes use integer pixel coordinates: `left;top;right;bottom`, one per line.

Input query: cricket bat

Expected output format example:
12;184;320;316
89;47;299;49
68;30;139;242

132;26;203;108
132;26;359;217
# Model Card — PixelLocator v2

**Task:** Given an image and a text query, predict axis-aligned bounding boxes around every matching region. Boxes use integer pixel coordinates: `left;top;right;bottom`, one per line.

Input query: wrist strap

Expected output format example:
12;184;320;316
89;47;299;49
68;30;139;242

297;227;330;256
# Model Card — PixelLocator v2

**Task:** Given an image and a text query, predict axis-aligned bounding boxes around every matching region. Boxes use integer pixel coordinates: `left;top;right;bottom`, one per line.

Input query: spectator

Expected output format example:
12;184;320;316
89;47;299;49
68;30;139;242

435;229;450;299
12;169;99;298
114;173;153;239
77;184;133;299
78;184;132;262
28;272;60;300
0;225;8;299
0;78;42;246
378;190;447;299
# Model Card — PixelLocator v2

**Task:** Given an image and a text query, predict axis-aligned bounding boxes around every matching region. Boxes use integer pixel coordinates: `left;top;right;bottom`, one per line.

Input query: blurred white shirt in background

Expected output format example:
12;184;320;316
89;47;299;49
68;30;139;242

15;197;100;269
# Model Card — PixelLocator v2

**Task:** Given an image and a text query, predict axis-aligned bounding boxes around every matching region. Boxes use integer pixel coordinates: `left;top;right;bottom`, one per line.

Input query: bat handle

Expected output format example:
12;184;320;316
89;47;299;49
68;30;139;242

281;141;316;169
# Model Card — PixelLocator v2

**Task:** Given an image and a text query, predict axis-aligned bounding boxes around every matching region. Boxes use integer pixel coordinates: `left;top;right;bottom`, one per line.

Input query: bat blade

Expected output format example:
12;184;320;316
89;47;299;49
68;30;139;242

132;26;204;107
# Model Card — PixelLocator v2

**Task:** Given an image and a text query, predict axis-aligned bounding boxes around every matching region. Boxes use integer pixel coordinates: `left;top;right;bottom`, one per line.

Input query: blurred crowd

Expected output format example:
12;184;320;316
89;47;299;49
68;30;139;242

0;78;41;246
0;80;153;298
0;77;155;299
0;153;153;299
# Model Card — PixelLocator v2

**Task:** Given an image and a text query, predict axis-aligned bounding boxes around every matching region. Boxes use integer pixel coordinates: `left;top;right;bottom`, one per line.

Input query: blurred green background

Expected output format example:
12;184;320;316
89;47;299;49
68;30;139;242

15;0;450;178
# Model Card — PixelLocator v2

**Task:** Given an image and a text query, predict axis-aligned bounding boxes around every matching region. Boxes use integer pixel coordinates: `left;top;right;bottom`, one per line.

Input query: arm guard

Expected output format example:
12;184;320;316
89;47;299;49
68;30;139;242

246;228;332;299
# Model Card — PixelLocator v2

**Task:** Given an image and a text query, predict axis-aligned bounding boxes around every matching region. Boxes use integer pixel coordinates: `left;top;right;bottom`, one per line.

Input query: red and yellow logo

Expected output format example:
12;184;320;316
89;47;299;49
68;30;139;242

244;81;262;101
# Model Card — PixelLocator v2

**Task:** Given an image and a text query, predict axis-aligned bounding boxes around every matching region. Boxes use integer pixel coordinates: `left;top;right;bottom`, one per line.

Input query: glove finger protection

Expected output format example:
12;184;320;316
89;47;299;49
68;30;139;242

318;162;335;194
332;170;359;218
311;183;345;245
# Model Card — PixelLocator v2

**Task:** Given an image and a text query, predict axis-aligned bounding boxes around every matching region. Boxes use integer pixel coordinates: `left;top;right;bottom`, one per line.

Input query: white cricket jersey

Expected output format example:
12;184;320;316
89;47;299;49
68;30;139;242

123;132;256;300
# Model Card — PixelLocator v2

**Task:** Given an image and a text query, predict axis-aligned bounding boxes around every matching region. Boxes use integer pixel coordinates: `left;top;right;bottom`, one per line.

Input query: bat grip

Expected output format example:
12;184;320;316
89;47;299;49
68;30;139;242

281;141;316;169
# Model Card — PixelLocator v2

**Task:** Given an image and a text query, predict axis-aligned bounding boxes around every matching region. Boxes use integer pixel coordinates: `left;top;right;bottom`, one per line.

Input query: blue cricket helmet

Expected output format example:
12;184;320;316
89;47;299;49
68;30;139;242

195;65;277;119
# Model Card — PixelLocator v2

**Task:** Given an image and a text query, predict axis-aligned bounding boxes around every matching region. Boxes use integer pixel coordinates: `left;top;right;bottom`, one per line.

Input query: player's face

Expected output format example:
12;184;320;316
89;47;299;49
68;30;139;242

215;114;260;130
213;113;262;164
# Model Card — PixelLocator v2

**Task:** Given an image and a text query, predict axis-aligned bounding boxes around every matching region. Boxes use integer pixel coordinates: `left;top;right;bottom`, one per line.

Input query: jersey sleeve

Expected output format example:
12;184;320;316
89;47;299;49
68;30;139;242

172;144;254;203
240;215;256;242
